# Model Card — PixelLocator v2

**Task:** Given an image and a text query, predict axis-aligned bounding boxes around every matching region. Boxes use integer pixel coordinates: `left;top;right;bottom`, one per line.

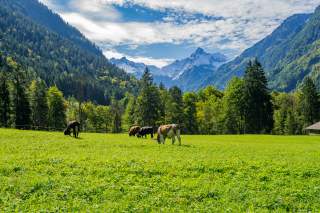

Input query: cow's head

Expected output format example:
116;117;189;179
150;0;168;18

64;128;71;136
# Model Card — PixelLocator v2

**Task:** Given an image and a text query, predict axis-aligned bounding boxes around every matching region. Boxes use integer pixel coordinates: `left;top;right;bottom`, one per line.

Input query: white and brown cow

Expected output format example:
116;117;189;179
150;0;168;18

157;124;181;145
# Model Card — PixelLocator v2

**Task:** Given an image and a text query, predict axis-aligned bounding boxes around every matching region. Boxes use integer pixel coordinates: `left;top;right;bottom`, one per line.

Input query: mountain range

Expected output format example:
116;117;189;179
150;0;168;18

110;48;228;91
111;6;320;92
203;6;320;91
1;0;320;96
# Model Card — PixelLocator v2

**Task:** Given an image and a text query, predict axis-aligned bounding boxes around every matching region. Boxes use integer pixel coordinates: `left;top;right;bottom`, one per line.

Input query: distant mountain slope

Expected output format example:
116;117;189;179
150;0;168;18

2;0;101;56
110;57;162;78
109;57;177;88
110;48;227;91
0;0;137;104
203;7;320;91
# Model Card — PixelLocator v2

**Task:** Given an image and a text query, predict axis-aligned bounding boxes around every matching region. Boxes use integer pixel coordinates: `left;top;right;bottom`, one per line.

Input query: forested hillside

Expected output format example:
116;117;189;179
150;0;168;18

0;0;138;104
204;6;320;92
1;0;101;55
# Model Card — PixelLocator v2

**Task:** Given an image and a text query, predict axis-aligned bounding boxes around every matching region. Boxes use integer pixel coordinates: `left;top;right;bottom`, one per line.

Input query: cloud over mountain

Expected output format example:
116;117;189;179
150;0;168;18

40;0;320;65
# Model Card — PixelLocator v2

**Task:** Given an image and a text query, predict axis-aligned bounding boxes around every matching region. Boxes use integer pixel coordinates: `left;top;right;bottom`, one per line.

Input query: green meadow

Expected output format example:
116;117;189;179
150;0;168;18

1;129;320;212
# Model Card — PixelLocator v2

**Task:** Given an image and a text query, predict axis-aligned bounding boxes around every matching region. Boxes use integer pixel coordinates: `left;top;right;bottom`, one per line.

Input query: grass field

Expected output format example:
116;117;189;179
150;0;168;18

1;129;320;211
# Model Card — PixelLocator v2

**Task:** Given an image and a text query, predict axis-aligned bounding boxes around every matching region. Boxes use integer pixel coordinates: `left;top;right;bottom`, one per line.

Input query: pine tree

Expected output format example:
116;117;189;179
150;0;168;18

300;77;320;127
136;68;161;126
166;86;184;125
13;76;31;129
47;86;66;130
243;59;273;133
158;84;168;125
8;60;31;130
183;92;198;134
0;73;10;127
29;79;48;130
111;99;122;133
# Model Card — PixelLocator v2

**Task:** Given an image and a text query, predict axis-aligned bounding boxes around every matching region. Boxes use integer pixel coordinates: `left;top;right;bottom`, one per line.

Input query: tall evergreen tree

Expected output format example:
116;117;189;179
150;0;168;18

166;86;185;125
243;60;273;133
158;84;168;125
8;59;32;130
300;77;320;127
29;79;48;129
13;76;31;129
47;86;66;130
136;68;161;126
111;99;122;133
183;92;198;134
0;73;10;127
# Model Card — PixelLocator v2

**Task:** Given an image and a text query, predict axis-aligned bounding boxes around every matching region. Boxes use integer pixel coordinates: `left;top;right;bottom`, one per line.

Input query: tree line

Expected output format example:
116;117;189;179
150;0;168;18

1;55;319;135
0;55;122;132
124;59;320;135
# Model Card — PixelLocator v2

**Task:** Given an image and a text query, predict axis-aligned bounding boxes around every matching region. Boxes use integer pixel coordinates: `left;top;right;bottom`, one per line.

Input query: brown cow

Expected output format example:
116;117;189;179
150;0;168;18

157;124;181;145
129;125;141;136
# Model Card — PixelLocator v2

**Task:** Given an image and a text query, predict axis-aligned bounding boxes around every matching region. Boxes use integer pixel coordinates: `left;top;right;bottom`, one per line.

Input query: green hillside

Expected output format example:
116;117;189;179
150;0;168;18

0;0;138;104
1;129;320;211
204;6;320;92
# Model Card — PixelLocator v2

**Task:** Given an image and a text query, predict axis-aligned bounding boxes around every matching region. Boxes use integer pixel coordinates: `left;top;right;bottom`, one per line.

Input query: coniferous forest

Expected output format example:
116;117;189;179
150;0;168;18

1;52;319;135
0;0;138;105
0;0;320;135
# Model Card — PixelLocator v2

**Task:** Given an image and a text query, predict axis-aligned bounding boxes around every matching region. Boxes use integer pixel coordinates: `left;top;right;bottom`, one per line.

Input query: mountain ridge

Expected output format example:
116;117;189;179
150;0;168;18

0;0;137;104
110;48;228;91
202;9;320;91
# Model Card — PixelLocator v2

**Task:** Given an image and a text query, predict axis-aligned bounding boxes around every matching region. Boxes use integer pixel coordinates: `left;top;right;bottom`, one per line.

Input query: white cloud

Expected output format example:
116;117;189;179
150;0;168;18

103;50;173;67
103;0;320;18
59;11;275;54
68;0;121;21
41;0;320;63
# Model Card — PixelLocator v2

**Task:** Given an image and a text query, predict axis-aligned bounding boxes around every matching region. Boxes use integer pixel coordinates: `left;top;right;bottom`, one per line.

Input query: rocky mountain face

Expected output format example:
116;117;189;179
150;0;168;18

109;57;162;78
110;48;228;91
161;48;227;80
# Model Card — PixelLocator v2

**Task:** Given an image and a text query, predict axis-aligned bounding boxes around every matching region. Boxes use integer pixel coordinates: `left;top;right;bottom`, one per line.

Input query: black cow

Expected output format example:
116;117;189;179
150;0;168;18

137;126;154;138
64;121;80;138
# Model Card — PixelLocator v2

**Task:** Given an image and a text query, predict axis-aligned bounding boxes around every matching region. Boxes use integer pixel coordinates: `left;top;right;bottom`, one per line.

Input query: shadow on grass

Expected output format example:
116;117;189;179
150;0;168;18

180;144;194;148
65;136;83;140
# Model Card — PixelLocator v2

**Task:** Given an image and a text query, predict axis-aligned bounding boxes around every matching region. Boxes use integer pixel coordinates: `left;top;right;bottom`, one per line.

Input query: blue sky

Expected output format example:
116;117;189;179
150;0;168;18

40;0;320;67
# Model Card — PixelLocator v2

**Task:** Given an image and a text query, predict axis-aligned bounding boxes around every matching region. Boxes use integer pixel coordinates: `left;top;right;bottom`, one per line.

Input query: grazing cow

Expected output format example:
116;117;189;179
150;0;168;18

157;124;181;145
64;121;80;138
137;126;154;138
129;125;141;136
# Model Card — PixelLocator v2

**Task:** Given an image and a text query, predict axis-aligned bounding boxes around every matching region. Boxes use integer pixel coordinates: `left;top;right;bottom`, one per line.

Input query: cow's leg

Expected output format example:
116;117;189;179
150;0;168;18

76;126;79;138
177;130;181;146
172;136;175;145
73;127;76;138
151;133;153;138
160;135;165;144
